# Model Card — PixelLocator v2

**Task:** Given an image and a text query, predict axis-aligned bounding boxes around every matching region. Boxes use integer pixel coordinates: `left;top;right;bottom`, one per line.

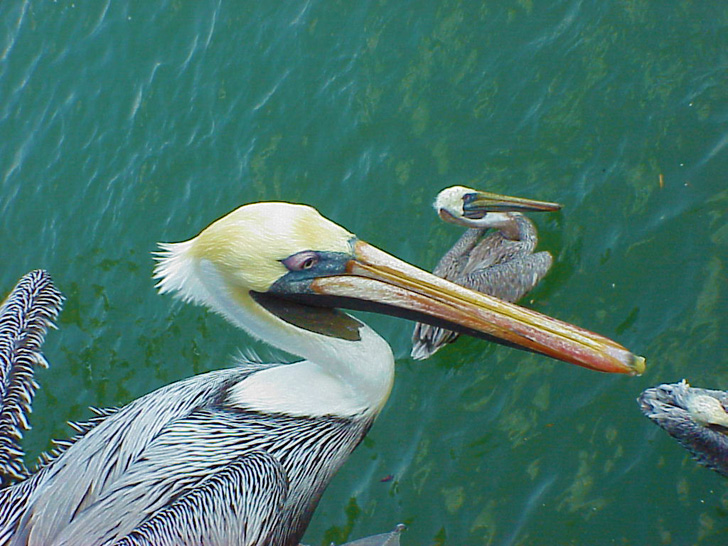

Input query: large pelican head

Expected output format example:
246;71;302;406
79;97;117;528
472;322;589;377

154;202;644;375
434;185;562;229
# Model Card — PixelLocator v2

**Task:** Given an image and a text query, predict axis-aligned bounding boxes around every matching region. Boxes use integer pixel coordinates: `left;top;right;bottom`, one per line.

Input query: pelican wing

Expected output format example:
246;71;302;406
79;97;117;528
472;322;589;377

0;270;63;485
9;367;270;545
112;451;288;546
431;229;484;280
639;381;728;477
460;251;553;303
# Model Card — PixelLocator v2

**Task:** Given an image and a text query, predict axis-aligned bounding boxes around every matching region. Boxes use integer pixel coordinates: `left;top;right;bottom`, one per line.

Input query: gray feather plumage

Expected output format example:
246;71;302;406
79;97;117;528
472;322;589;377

0;273;373;546
112;451;288;546
0;270;63;485
412;214;552;359
639;381;728;477
1;363;373;546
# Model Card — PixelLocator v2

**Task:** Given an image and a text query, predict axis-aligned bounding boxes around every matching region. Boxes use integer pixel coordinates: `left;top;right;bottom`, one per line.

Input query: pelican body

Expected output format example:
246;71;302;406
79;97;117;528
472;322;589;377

0;202;643;545
640;381;728;477
412;186;562;359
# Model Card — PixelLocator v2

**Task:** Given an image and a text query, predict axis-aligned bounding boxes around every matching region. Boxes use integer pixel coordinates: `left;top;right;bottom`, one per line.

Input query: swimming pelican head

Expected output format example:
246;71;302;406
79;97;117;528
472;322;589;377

434;185;562;228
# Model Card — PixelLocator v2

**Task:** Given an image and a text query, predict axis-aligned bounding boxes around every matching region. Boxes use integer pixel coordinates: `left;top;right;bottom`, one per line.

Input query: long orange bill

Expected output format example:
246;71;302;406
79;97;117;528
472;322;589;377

310;241;645;375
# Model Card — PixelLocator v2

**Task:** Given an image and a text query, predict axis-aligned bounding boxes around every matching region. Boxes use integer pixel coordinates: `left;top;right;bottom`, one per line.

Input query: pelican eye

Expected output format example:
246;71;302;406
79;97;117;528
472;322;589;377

281;251;320;272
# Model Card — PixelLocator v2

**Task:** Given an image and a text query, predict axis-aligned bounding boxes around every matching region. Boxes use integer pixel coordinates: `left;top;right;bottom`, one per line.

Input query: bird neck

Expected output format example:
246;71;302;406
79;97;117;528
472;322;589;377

200;261;396;418
481;212;522;240
450;211;526;240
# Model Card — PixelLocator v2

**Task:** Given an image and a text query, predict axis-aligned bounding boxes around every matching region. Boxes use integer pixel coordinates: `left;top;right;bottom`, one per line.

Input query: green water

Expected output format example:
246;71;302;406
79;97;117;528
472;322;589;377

1;1;727;544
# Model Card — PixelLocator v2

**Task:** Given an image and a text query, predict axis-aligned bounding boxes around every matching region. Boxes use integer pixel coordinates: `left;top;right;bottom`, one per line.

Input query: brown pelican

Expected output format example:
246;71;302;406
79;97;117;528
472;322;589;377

412;186;562;360
639;381;728;477
0;202;644;545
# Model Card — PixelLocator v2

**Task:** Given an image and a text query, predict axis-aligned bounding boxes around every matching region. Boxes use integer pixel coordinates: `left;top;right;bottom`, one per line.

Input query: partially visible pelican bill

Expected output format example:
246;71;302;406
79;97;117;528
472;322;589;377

333;524;405;546
413;185;563;360
639;380;728;477
1;202;644;546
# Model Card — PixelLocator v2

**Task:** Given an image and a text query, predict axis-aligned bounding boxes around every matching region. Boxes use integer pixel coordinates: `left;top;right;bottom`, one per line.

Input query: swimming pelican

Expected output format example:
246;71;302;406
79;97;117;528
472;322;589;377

639;380;728;477
412;186;562;360
0;202;644;546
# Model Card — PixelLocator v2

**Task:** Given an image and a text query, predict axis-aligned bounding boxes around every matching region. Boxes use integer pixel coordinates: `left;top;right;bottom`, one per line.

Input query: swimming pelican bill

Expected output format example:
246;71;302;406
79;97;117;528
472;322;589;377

437;187;563;225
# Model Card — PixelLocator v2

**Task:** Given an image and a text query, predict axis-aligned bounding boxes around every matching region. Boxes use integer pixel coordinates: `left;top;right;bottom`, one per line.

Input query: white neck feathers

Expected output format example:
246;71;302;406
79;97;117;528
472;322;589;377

154;242;395;418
